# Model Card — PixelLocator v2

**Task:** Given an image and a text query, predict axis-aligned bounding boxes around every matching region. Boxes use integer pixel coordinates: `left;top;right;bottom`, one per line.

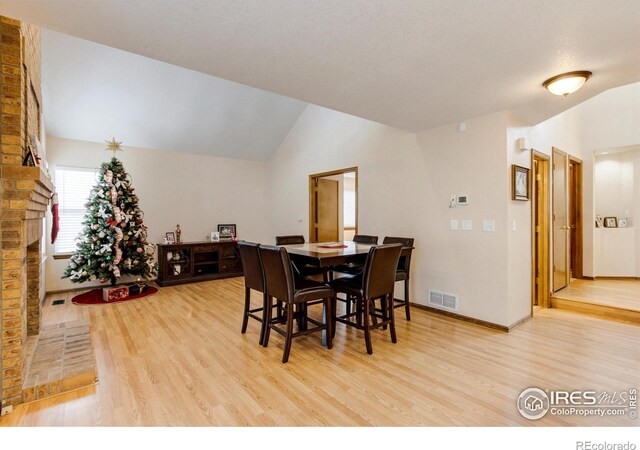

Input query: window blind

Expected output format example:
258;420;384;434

54;166;97;253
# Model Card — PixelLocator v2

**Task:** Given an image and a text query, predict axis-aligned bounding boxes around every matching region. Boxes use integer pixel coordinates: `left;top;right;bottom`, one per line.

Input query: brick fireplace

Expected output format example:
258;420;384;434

0;16;53;410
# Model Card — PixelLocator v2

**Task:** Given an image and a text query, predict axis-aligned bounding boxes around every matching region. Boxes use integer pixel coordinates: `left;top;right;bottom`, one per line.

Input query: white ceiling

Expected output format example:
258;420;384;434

2;0;639;135
40;29;307;160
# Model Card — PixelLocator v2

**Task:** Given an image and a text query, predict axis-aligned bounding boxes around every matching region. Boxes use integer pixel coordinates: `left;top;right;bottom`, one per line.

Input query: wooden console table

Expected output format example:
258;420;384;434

156;241;243;287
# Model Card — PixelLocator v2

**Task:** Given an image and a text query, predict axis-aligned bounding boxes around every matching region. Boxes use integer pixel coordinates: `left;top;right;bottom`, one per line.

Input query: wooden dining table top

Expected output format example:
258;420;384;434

283;241;412;268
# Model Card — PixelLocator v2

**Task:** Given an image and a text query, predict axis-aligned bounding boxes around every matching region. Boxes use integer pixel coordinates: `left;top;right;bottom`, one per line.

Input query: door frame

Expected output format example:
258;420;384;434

308;167;358;243
552;147;570;292
569;156;584;279
531;150;551;310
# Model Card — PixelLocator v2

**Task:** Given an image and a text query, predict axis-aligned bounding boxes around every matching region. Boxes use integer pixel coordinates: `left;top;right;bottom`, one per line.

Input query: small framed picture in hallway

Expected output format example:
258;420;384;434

512;164;530;201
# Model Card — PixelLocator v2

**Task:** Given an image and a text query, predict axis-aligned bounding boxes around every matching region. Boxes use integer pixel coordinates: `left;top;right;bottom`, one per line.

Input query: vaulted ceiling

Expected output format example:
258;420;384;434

2;0;639;157
41;29;307;160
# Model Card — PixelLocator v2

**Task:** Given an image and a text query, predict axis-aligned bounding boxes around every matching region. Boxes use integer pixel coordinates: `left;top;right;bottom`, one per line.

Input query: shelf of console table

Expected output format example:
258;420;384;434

156;240;243;287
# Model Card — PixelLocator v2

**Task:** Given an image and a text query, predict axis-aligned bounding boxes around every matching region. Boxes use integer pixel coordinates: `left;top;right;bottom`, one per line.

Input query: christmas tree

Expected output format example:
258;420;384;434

63;139;157;285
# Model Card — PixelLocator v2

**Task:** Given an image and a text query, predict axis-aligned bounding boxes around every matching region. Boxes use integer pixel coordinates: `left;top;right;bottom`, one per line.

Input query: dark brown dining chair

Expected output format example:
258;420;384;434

383;236;415;320
238;241;268;345
332;234;379;312
259;245;333;363
330;243;402;355
274;234;325;279
332;234;379;277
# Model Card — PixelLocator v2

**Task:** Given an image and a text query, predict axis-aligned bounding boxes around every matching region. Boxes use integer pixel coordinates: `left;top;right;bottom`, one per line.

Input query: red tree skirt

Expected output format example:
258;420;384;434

72;286;158;305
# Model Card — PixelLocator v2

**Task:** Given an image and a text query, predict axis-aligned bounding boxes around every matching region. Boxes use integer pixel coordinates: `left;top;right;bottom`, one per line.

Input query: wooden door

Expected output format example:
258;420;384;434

531;152;550;309
316;178;339;242
552;148;569;292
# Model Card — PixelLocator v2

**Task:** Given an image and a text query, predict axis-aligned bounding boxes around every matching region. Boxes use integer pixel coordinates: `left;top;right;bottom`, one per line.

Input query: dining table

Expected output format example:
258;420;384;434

283;240;372;273
283;240;414;273
281;240;414;345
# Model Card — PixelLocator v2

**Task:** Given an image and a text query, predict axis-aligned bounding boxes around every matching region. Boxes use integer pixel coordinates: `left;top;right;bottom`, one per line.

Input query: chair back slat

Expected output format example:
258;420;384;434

259;245;295;304
275;235;305;245
361;243;402;299
353;234;378;245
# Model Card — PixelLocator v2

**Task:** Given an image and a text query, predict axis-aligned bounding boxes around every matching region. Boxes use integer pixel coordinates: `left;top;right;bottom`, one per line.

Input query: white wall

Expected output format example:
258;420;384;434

45;136;270;291
594;146;640;276
595;147;639;224
268;105;516;326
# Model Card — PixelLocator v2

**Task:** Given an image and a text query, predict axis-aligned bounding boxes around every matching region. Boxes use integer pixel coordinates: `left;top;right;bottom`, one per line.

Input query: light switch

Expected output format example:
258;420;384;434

512;220;517;232
450;219;458;231
483;220;496;232
461;220;472;231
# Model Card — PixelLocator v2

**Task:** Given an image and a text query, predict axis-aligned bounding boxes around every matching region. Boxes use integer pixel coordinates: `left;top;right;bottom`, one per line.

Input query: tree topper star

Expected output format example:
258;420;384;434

105;138;123;156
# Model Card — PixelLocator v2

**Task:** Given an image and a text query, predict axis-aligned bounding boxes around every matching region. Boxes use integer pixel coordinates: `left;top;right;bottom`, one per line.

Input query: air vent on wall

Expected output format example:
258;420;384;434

429;290;458;311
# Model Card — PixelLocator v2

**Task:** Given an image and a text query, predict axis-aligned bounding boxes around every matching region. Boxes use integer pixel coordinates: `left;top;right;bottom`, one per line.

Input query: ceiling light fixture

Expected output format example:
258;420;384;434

542;71;592;97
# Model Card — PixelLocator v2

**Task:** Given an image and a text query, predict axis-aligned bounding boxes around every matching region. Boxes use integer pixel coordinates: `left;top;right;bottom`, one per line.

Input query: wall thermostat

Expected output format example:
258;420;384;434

457;195;469;205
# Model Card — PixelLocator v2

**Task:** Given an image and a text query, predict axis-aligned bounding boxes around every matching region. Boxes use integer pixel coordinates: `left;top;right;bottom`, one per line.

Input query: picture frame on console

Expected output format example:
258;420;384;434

217;224;236;238
603;217;618;228
166;232;176;243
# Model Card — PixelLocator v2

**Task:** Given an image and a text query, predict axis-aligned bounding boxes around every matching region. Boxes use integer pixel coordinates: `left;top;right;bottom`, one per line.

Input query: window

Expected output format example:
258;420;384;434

54;166;97;254
344;188;356;229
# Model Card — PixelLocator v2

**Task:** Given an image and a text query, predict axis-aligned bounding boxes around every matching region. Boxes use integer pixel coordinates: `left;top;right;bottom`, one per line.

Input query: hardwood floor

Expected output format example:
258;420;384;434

1;277;638;426
551;278;640;324
553;279;640;311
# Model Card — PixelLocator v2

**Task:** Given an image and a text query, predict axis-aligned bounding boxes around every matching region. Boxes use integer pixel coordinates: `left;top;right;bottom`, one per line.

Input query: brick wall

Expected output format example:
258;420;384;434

0;15;51;410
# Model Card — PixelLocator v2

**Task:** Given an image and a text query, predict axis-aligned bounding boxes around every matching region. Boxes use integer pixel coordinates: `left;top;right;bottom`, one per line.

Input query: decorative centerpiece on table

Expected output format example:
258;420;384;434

63;138;158;302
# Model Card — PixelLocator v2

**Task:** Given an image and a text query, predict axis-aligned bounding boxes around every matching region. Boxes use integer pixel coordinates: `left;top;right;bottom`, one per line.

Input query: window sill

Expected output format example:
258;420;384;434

52;253;73;260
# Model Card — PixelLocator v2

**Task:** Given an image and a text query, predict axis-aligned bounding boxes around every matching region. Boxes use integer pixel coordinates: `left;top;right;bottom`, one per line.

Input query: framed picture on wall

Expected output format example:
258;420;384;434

604;217;618;228
512;164;530;201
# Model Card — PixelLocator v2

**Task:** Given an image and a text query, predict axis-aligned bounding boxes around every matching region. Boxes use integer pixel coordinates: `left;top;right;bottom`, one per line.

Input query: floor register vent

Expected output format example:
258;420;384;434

428;290;459;311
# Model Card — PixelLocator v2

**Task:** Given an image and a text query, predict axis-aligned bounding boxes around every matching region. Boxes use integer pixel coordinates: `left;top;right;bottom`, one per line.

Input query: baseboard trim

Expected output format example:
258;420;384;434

508;314;532;331
411;303;509;332
46;286;99;295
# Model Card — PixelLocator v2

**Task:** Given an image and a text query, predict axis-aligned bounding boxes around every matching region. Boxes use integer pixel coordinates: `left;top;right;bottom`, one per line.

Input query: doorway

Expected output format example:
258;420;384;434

569;157;583;279
309;167;358;243
531;151;551;309
552;148;569;292
552;147;584;293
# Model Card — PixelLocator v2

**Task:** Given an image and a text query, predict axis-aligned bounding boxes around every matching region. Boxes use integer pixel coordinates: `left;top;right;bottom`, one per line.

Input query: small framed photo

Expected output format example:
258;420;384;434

165;232;176;243
217;224;236;238
603;217;618;228
210;231;220;242
595;216;604;228
512;164;530;201
618;219;627;228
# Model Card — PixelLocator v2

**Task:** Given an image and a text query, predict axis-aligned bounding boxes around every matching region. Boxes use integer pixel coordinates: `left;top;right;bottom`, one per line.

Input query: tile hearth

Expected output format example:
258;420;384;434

22;320;98;403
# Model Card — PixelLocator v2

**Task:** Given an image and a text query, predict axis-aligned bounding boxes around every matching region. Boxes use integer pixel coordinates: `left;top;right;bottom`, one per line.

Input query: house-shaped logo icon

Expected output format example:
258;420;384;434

525;395;544;411
517;388;550;420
